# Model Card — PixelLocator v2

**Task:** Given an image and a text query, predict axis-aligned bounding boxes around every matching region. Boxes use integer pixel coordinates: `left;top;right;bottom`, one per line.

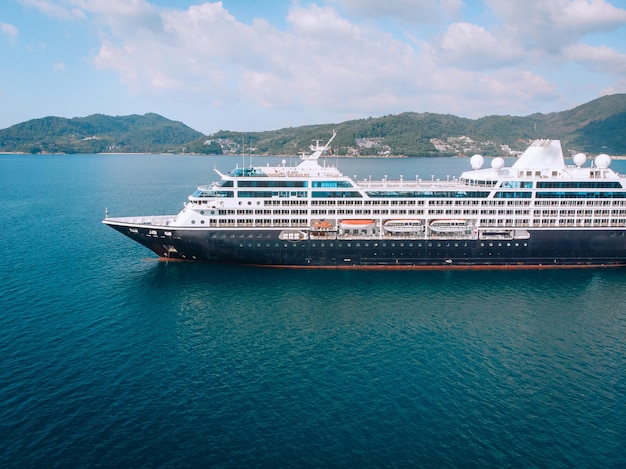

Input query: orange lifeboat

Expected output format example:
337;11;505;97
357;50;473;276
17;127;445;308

312;220;333;230
340;219;375;230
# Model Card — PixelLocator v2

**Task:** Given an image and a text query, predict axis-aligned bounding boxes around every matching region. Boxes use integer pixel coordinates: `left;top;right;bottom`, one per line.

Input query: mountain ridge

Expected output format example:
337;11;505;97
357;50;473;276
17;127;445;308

0;113;204;154
1;94;625;155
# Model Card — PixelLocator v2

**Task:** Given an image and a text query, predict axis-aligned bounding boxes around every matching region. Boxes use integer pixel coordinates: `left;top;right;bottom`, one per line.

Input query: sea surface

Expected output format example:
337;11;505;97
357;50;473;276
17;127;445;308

1;153;625;468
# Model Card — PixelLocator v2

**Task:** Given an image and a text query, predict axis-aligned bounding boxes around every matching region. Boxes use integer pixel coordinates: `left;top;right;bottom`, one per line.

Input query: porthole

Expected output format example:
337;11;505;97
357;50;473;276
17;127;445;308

200;210;205;215
191;220;196;224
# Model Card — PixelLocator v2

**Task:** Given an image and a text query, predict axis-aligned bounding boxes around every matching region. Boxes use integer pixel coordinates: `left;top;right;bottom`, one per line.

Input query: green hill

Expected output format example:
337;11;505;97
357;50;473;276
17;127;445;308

206;94;626;156
1;94;625;155
0;113;203;154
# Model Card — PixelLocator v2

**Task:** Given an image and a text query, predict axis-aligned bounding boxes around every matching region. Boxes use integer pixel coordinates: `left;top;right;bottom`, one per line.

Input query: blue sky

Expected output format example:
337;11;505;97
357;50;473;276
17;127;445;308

1;0;626;134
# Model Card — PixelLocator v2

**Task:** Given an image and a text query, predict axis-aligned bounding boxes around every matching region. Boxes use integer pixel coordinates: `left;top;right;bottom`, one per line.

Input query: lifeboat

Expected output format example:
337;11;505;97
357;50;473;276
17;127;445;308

340;219;375;230
429;219;470;233
312;220;333;230
479;229;514;240
383;219;424;233
279;230;307;241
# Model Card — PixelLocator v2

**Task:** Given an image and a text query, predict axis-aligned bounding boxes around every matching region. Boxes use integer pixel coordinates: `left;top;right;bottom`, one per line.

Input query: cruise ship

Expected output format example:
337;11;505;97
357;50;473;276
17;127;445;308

103;133;626;268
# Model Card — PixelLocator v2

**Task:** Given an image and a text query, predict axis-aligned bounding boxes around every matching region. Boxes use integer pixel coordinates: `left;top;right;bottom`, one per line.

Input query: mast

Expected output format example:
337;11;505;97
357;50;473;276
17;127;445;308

302;130;336;161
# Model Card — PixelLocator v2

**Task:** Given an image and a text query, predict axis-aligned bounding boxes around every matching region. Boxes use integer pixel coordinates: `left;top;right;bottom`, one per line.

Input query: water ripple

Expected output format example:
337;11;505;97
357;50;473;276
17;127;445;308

1;154;625;467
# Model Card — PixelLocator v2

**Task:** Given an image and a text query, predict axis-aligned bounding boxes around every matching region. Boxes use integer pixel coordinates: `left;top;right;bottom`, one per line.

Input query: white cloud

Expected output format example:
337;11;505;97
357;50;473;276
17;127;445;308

428;22;525;69
1;22;19;43
487;0;626;53
1;22;18;37
325;0;463;21
287;3;361;38
82;1;625;123
409;63;559;117
14;0;626;131
18;0;85;20
79;0;166;37
564;43;626;75
560;0;626;32
89;1;424;115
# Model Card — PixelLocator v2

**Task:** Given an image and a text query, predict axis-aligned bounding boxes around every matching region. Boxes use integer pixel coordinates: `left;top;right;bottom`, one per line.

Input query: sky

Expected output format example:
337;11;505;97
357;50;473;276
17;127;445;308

1;0;626;134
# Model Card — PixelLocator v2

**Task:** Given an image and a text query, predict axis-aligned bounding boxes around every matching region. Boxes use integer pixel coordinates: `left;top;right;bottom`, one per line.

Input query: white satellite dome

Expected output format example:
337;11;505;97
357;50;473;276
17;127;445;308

491;157;505;170
595;153;611;169
572;153;587;167
470;154;484;170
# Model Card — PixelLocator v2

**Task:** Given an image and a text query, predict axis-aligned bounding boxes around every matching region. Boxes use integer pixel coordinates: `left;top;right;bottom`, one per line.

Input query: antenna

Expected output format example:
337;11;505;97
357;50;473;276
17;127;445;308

241;135;245;169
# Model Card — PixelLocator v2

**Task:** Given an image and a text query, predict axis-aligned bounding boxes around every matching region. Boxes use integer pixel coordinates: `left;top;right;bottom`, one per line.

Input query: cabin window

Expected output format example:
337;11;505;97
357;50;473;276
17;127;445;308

238;180;307;188
312;191;362;198
312;181;352;188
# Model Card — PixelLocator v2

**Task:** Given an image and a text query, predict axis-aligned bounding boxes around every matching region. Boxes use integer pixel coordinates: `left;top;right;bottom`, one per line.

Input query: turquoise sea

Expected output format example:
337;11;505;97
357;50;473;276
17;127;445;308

1;153;625;468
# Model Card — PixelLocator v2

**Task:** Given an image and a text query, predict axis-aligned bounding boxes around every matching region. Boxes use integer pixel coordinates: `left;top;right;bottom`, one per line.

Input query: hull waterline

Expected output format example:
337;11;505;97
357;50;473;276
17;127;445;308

104;220;626;269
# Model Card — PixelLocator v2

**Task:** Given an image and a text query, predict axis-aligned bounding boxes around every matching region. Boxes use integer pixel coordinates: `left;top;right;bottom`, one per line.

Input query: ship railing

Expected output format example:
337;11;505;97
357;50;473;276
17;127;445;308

150;216;177;226
117;216;176;226
358;180;471;190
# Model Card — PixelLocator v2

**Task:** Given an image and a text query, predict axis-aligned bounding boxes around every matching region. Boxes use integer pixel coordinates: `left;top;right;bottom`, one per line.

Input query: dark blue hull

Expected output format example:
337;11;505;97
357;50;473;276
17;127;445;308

106;224;626;268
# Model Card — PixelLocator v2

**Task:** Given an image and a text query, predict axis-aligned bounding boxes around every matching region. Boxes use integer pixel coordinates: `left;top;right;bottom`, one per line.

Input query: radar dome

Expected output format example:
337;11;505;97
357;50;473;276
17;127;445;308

470;154;484;170
595;153;611;169
491;157;505;170
572;153;586;167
